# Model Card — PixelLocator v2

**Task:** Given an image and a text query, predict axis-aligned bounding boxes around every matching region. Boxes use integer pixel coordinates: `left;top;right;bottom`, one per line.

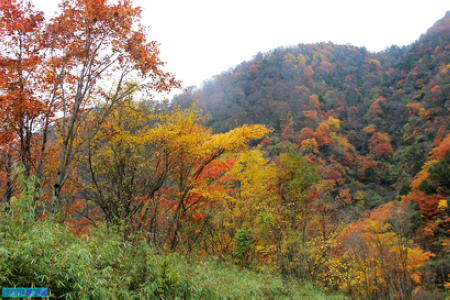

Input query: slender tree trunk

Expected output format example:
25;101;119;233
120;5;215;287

3;153;13;213
51;180;63;220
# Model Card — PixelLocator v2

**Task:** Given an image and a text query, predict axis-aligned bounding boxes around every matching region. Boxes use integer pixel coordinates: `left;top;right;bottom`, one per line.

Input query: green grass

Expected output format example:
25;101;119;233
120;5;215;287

0;217;345;299
175;256;346;299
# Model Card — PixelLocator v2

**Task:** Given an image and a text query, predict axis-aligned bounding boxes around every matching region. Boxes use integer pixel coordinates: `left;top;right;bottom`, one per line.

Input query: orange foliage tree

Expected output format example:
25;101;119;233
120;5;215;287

369;132;394;160
324;201;435;298
369;96;386;118
0;0;181;219
247;65;258;77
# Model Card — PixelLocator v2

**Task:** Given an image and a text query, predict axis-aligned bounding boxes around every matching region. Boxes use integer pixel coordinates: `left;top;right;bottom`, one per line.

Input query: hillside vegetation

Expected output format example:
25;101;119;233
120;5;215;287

1;0;449;298
0;206;344;298
172;11;450;298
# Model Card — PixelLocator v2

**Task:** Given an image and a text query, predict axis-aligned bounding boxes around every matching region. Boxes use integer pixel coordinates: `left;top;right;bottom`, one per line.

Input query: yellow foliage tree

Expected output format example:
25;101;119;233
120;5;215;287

324;202;435;298
301;138;319;154
81;102;270;248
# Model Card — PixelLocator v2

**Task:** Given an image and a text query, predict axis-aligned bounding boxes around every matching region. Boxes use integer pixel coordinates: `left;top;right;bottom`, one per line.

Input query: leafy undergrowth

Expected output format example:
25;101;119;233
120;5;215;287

0;217;344;299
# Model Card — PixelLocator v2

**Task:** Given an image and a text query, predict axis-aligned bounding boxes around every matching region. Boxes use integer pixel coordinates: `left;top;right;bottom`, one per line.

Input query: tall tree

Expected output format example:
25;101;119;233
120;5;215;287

0;0;45;178
0;0;181;219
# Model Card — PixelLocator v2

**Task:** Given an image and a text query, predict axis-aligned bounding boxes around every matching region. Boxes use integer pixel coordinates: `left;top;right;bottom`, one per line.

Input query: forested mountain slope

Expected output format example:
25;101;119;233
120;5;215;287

175;12;449;138
172;11;450;293
173;11;449;213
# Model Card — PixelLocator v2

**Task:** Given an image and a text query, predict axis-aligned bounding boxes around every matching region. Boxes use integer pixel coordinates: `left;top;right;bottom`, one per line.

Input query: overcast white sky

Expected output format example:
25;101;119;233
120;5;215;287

33;0;450;98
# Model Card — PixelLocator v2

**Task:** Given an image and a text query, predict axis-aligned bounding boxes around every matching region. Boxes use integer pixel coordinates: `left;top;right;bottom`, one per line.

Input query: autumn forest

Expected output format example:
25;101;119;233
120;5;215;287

0;0;449;298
